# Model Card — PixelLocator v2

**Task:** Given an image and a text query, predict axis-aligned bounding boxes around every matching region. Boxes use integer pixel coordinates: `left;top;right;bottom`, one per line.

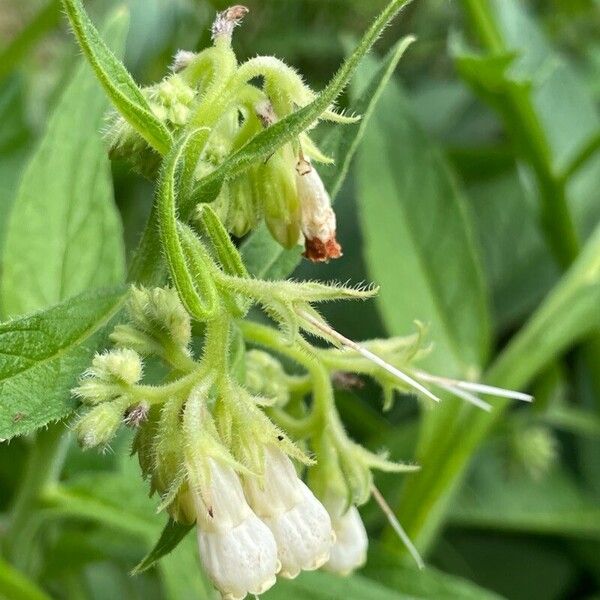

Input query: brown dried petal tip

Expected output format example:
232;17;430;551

225;5;250;22
303;236;343;263
212;5;249;39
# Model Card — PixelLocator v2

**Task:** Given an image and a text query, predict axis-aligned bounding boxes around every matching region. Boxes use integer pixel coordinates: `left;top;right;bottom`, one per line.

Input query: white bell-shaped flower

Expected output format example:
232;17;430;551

193;458;280;600
244;446;334;578
323;500;368;575
295;158;342;262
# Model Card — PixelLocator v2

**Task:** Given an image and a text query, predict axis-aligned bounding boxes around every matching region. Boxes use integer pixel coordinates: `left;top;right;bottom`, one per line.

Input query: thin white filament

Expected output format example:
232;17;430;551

415;371;533;403
298;310;442;404
430;380;492;412
371;485;424;571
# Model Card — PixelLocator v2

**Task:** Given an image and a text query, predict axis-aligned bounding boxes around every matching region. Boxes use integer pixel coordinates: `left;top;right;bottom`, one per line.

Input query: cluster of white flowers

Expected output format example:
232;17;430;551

189;446;368;599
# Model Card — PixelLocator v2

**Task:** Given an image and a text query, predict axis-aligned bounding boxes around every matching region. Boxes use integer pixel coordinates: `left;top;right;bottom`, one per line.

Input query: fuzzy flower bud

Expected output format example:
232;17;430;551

244;350;290;407
295;158;342;262
323;498;368;575
244;446;334;579
260;151;302;249
89;348;143;385
191;458;279;599
75;401;125;449
73;349;143;405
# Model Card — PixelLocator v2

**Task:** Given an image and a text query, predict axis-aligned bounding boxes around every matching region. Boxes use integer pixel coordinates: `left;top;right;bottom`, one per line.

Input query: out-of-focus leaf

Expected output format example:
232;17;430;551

262;571;407;600
0;288;125;440
132;519;193;575
1;12;127;317
366;558;503;600
486;219;600;390
0;1;61;82
241;35;416;280
487;0;599;175
356;76;490;376
0;556;51;600
158;535;215;599
61;0;172;155
392;218;600;555
455;0;600;237
0;76;31;284
466;169;558;330
450;452;600;540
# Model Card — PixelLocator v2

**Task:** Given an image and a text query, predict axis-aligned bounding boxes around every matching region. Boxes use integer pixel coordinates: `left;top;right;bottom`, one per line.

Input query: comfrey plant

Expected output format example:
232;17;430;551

62;2;532;598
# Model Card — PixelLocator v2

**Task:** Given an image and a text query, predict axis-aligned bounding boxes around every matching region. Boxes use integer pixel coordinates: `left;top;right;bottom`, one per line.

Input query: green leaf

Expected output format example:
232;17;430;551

465;168;558;330
366;556;502;600
132;519;193;574
487;0;599;175
262;571;407;600
61;0;172;155
356;75;490;376
487;219;600;390
450;451;600;540
0;287;125;440
1;12;127;318
0;77;32;287
0;556;51;600
391;219;600;555
241;35;416;280
188;0;413;215
0;1;60;82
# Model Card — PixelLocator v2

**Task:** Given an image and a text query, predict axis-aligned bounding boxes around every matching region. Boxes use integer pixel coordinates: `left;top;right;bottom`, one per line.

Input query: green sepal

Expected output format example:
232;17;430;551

61;0;172;155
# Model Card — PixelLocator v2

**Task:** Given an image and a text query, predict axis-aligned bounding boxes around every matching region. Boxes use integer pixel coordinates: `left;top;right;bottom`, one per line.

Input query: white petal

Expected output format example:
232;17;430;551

244;447;334;578
323;505;368;576
197;512;279;600
263;482;333;578
244;446;303;514
195;459;251;530
295;162;336;244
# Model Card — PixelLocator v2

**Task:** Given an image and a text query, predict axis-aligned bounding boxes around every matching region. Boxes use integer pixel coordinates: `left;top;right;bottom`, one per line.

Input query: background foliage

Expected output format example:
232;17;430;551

0;0;599;598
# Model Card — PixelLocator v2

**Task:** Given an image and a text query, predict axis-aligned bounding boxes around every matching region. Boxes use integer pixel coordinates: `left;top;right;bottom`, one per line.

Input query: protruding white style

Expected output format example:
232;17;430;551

295;158;342;262
171;50;196;73
297;308;533;411
244;446;334;578
193;459;280;600
323;501;368;575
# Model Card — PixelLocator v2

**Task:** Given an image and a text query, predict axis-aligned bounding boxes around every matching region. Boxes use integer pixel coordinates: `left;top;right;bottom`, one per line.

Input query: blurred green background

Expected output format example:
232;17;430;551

1;0;599;599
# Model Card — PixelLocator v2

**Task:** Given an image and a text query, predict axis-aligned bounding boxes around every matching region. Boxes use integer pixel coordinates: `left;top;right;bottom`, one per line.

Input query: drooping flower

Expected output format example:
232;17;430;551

189;457;280;600
244;446;334;579
322;498;368;576
295;158;342;262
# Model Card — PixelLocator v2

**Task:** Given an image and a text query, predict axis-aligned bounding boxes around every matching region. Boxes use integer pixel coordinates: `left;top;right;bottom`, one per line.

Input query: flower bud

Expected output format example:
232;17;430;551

295;158;342;262
219;173;261;238
258;151;302;249
87;348;143;385
244;446;334;579
191;458;279;599
244;350;289;407
322;498;368;576
75;401;125;449
122;286;192;351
